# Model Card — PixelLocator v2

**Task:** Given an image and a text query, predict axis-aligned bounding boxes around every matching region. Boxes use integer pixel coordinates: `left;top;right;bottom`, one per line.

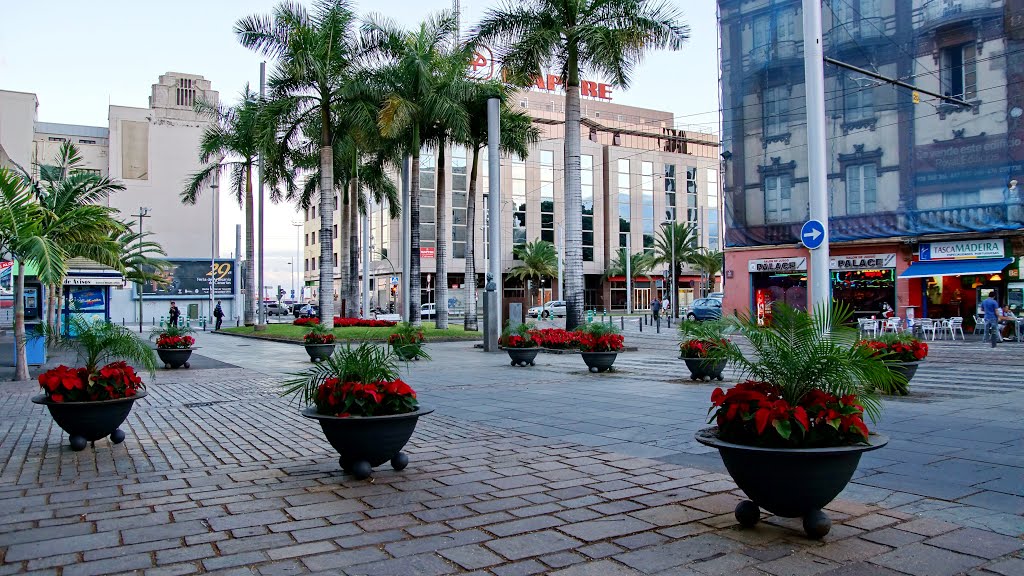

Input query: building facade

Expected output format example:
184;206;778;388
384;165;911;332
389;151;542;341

302;94;722;316
0;73;238;325
720;0;1024;324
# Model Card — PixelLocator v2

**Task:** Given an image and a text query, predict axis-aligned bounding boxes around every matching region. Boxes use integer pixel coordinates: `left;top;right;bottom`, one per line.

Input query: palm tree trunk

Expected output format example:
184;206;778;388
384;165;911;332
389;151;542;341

244;165;256;326
55;283;64;335
14;261;28;381
464;145;480;331
348;179;359;318
435;140;448;330
318;145;335;325
563;48;585;330
340;182;351;318
45;284;55;333
409;133;422;327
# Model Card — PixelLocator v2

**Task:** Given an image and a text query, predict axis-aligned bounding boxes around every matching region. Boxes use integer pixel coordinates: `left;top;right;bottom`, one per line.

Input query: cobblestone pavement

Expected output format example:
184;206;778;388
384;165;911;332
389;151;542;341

0;330;1021;575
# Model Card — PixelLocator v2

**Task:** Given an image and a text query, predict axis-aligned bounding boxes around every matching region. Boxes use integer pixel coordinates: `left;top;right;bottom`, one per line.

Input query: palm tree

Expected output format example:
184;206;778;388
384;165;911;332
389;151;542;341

471;0;689;329
604;247;654;284
183;87;261;326
367;11;468;326
690;248;724;297
459;80;538;331
509;239;558;307
236;0;365;325
652;221;698;317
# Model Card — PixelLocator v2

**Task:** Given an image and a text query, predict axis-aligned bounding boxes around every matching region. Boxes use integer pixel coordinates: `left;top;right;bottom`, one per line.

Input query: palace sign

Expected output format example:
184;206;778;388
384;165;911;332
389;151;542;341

748;257;807;273
469;48;614;101
829;253;896;270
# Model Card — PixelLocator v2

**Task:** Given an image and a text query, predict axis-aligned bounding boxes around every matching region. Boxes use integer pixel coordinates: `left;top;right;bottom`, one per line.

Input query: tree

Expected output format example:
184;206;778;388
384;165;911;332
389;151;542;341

689;248;723;297
651;221;698;317
237;0;365;325
471;0;688;329
604;247;654;283
509;239;558;307
183;87;261;326
367;11;468;326
458;80;538;331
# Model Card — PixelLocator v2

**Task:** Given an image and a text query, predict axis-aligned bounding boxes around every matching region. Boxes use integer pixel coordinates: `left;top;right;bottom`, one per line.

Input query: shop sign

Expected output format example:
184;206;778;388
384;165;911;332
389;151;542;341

748;257;807;273
468;47;614;101
64;277;124;286
919;239;1004;260
829;253;896;270
420;247;435;259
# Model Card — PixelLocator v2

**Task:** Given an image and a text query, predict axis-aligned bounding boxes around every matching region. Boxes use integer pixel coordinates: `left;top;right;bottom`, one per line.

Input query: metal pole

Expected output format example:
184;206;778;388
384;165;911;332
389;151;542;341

210;173;218;324
670;219;676;319
132;207;150;333
401;156;411;321
802;0;831;311
362;199;370;318
235;224;242;323
557;225;563;300
292;221;302;301
257;61;267;327
487;98;502;337
625;236;632;315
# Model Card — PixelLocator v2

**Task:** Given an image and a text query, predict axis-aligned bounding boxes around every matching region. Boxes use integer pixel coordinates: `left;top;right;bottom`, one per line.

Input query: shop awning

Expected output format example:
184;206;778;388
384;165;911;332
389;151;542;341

898;258;1012;279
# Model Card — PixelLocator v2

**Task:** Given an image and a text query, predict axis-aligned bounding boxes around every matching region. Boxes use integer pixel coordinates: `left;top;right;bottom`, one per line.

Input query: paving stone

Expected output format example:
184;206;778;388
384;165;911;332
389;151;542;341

629;504;712;527
613;531;669;550
869;542;986;576
559;515;656;542
201;551;268;571
255;559;305;576
539;550;588;569
6;532;121;562
684;493;744;515
62;554;155;576
688;552;757;576
438;544;505;570
757;553;839;576
924;527;1024;559
615;534;738;573
490;559;550;576
807;537;890;563
859;527;927;547
578;542;626;559
300;547;389;571
346;552;458;575
485;529;583;561
384;528;489;557
285;499;366;520
983;557;1024;576
487;514;565;537
894;517;961;537
547;560;646;576
816;562;911;576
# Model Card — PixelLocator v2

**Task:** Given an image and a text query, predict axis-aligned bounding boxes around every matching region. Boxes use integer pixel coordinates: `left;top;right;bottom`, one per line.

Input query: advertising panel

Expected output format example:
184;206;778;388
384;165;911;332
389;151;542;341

140;259;235;298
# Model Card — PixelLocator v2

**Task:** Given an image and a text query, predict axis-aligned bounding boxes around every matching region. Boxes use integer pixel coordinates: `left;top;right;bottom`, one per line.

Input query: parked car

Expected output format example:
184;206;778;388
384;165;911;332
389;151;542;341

686;297;723;321
265;302;291;316
420;302;455;319
527;300;567;319
707;292;724;299
294;303;320;318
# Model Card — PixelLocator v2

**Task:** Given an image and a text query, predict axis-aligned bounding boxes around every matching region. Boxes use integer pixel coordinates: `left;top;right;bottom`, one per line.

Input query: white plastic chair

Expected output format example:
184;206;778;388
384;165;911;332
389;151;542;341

973;315;984;335
917;318;937;341
858;318;879;338
947;317;965;340
883;317;902;334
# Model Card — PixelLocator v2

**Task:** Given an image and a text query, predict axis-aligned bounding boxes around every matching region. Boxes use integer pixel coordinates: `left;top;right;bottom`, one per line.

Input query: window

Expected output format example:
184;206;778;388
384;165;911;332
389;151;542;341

844;75;875;123
618;159;630;248
305;259;309;272
120;120;148;180
419;151;436;248
452;147;468;258
47;136;66;142
581;155;595;261
312;205;316;219
686;167;698;227
846;164;877;215
763;87;789;138
333;224;338;239
664;164;677;221
765;174;793;223
176;78;196;108
305;233;309;246
512;156;527;250
78;139;96;145
334;253;338;267
540;150;555;244
942;43;977;100
78;168;100;176
641;161;654;254
312;231;316;245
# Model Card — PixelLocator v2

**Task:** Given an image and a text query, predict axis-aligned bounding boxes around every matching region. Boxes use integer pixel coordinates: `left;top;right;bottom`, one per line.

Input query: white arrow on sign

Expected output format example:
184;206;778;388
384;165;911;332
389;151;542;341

803;228;822;242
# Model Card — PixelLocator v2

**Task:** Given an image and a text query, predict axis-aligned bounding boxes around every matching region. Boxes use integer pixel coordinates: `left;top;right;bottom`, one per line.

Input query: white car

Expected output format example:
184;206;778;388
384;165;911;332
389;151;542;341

420;303;454;318
527;300;567;319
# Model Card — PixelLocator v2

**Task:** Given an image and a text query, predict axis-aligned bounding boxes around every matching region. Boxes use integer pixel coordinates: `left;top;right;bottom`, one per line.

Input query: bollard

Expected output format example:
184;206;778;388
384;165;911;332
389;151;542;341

621;316;624;330
639;317;643;332
656;316;660;334
667;316;671;329
122;318;125;327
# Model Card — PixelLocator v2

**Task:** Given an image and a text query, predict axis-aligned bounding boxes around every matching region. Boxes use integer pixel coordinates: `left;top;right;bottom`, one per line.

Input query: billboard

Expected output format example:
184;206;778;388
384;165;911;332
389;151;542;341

139;259;235;298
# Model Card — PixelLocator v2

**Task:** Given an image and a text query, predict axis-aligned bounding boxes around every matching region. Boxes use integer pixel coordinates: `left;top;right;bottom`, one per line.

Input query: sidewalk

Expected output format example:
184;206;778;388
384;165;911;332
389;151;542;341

0;333;1021;575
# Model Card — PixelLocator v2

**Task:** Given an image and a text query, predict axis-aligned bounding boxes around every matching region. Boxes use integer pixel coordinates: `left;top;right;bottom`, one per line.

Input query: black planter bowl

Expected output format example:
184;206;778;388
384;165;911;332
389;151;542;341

681;357;727;381
32;390;148;451
157;348;195;369
695;427;888;539
302;407;433;480
304;343;336;362
393;344;423;361
505;347;539;367
581;351;619;373
886;361;920;396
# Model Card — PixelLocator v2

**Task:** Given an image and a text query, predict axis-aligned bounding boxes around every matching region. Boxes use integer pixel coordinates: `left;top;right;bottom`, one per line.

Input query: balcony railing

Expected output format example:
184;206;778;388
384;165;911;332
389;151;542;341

749;40;800;67
919;0;1003;28
826;17;887;47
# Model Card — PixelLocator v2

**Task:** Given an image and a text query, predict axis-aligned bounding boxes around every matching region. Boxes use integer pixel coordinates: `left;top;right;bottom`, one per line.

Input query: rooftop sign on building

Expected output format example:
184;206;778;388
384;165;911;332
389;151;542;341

469;48;614;101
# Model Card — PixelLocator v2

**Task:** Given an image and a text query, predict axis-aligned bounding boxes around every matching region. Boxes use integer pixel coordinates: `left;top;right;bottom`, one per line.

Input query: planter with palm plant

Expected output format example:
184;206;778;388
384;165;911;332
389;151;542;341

500;323;539;367
678;319;730;381
303;322;337;363
151;323;197;369
577;323;625;373
283;342;432;480
694;304;892;539
388;322;427;361
33;317;158;451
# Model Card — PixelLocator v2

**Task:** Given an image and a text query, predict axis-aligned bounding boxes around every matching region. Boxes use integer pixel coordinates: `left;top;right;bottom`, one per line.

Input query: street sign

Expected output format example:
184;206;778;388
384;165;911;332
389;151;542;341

390;276;399;286
800;220;826;250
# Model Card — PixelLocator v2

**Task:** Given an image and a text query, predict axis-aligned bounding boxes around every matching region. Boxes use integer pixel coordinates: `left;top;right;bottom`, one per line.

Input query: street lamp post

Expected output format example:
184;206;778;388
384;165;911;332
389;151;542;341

291;220;303;301
287;261;294;301
662;212;677;318
131;207;151;333
210;176;218;325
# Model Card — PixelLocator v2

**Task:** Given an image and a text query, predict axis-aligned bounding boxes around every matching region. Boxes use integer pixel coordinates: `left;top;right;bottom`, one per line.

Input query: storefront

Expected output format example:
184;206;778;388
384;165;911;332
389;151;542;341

830;253;897;318
749;257;808;324
898;238;1014;321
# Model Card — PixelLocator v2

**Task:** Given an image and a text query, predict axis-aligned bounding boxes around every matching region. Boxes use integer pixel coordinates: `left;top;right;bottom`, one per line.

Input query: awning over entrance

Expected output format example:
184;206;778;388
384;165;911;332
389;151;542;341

898;258;1012;279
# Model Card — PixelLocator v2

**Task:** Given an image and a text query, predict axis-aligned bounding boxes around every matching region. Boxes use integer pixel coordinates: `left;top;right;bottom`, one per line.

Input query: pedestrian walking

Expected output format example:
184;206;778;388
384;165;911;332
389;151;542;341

982;291;1001;348
213;301;224;330
168;301;181;328
662;296;670;318
651;297;662;321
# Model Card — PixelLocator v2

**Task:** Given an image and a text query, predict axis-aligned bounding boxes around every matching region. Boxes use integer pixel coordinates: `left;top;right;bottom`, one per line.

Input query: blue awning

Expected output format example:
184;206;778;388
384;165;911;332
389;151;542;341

898;258;1013;279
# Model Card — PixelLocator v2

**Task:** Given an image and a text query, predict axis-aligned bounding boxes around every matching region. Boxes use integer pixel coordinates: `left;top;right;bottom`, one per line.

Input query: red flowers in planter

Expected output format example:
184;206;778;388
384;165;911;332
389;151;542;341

527;328;580;349
578;333;624;353
502;334;534;348
39;362;143;403
858;336;928;362
679;338;729;358
710;381;869;447
315;376;418;417
303;332;336;345
155;335;194;349
293;317;320;326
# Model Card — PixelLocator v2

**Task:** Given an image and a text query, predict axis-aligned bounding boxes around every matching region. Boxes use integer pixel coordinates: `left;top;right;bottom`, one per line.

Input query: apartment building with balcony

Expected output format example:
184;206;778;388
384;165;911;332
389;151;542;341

302;93;721;314
719;0;1024;323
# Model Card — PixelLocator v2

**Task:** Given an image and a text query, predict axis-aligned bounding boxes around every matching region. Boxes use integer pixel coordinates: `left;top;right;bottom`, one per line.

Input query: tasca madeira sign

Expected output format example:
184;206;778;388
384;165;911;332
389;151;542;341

470;48;614;101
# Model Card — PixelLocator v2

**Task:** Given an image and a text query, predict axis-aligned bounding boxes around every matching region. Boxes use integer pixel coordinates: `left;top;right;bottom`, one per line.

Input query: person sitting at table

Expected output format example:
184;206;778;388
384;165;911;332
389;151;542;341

999;304;1020;341
881;302;895;319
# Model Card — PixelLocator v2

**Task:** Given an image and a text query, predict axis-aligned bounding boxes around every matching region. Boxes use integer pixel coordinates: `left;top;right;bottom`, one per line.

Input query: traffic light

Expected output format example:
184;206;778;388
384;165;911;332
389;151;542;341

277;285;285;298
391;284;397;297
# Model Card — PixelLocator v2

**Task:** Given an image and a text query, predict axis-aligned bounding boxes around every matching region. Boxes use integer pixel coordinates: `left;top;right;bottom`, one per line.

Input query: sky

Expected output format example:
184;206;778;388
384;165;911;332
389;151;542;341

0;0;721;297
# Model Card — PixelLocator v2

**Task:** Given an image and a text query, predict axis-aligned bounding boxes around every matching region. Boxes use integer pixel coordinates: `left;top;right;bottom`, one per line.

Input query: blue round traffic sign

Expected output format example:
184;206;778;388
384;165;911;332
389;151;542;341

800;220;826;250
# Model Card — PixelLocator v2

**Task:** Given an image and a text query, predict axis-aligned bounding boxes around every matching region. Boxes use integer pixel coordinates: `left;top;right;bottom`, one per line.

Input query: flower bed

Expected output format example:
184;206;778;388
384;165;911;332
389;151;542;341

857;334;928;362
156;334;195;349
39;362;144;403
293;317;320;326
528;328;580;349
335;318;398;328
710;381;869;448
